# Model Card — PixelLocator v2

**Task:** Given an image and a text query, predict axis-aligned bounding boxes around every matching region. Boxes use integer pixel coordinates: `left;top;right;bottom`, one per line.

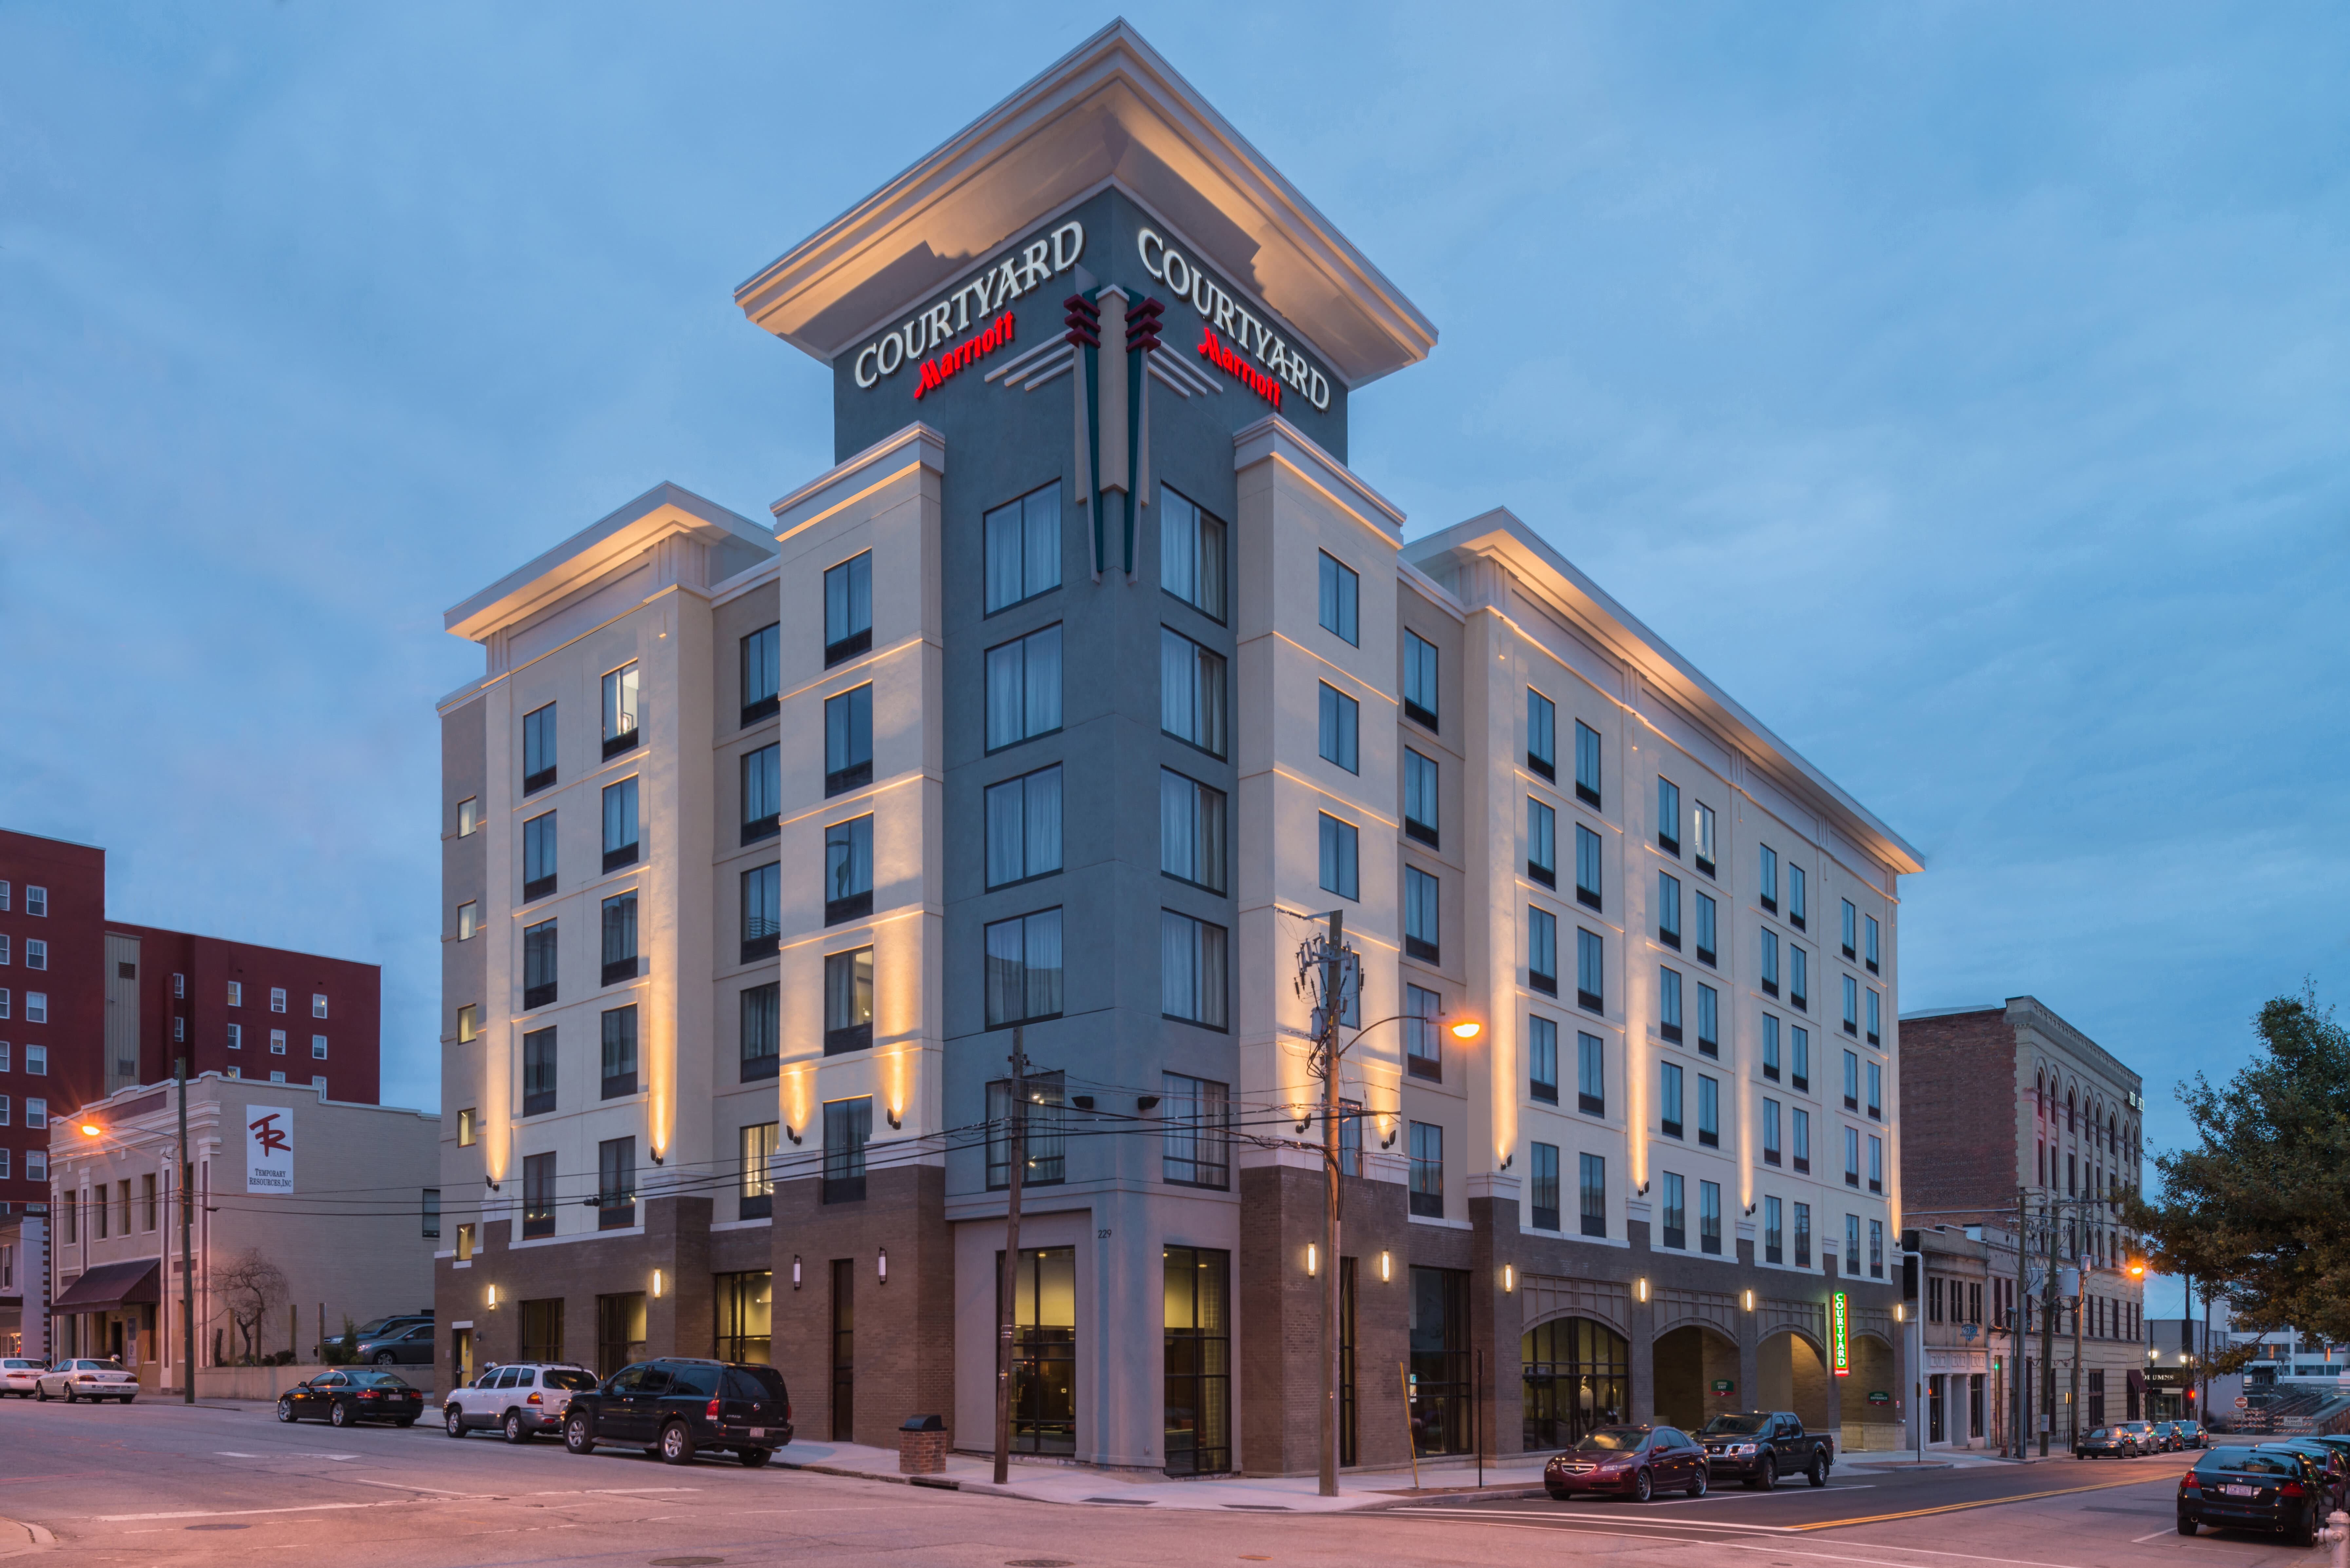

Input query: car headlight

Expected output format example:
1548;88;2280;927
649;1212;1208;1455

1734;1443;1757;1455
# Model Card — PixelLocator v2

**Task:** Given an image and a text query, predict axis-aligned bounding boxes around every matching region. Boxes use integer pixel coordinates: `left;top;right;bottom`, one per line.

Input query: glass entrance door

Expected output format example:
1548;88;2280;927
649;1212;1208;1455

1408;1266;1471;1456
1003;1246;1076;1455
1162;1246;1230;1475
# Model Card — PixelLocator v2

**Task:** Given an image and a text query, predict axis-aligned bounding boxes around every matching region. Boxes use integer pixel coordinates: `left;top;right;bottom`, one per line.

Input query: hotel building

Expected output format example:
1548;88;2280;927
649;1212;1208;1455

435;22;1922;1469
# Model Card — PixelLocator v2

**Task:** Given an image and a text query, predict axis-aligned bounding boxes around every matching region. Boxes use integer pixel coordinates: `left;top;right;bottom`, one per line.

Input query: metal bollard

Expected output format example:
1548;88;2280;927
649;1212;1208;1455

2318;1507;2350;1568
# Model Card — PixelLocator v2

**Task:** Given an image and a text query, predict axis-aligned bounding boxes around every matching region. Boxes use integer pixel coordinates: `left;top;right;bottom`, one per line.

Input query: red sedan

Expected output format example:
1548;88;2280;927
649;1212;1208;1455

1546;1424;1710;1503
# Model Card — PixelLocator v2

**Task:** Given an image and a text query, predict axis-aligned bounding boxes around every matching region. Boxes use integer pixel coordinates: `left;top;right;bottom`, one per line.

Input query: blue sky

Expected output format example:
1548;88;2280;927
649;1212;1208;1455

4;4;2342;1314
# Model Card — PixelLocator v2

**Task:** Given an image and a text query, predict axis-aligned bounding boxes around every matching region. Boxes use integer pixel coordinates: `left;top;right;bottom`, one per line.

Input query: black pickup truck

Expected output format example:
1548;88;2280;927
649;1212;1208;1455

1698;1411;1833;1487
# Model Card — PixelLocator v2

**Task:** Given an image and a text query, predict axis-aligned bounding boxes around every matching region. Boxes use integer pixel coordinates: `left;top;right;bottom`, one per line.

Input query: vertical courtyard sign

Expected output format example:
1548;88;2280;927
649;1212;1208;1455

246;1105;294;1195
1830;1290;1851;1377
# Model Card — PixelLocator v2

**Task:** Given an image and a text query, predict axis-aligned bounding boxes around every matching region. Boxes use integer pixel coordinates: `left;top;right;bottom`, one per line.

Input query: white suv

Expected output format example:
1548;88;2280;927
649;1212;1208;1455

444;1363;599;1442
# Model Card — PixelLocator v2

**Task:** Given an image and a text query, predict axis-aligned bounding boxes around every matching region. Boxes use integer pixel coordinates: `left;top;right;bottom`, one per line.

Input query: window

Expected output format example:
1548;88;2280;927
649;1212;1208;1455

1158;627;1225;756
523;811;557;901
1659;964;1683;1042
21;939;45;972
1408;1122;1443;1217
1843;1049;1860;1111
1402;630;1438;731
741;622;781;724
823;947;874;1055
1844;1125;1861;1187
1529;1015;1558;1103
268;985;286;1012
602;662;641;756
1403;866;1440;963
1576;927;1604;1014
740;982;780;1080
270;1029;287;1054
739;742;781;844
1763;1097;1782;1165
1661;1171;1686;1249
984;909;1063;1026
1792;1107;1811;1174
599;891;639;985
1845;1214;1862;1275
826;682;875;793
1693;800;1717;877
823;550;874;665
1841;899;1858;960
741;863;781;963
228;980;242;1007
1656;777;1681;855
23;1097;41;1128
1160;489;1226;619
457;1108;476;1147
1843;975;1859;1036
24;1149;41;1183
1404;984;1441;1081
822;1098;872;1204
521;1026;557;1116
23;886;42;917
1792;1024;1811;1091
1699;1180;1722;1255
1764;1195;1783;1263
457;1003;478;1043
598;1136;638;1228
1160;770;1228;892
601;1005;638;1098
1865;914;1880;973
522;1152;559;1237
1759;843;1778;911
1319;813;1360;901
523;919;557;1009
311;1034;327;1060
1579;1152;1607;1237
1529;1142;1561;1230
1789;864;1807;929
227;1018;236;1048
1160;911;1229;1028
1577;1031;1606;1116
522;702;557;793
0;988;9;1019
1318;551;1359;644
1696;983;1719;1056
1528;908;1558;996
458;796;480;836
1161;1073;1229;1188
1527;689;1556;781
987;764;1064;888
1868;1134;1883;1194
0;1094;6;1122
602;778;640;872
0;881;8;910
984;483;1062;613
1867;1060;1882;1119
1760;929;1779;996
740;1121;778;1220
1794;1201;1812;1266
1658;871;1681;949
1527;798;1555;887
986;1071;1066;1187
1867;989;1881;1046
458;901;479;941
0;935;9;964
1574;720;1602;808
1403;750;1439;847
1694;891;1717;965
1869;1218;1884;1279
1317;683;1359;773
1660;1060;1684;1138
825;815;875;925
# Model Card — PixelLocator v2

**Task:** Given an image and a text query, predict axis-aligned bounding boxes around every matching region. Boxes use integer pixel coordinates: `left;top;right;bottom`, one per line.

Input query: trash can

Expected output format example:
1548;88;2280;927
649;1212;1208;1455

899;1413;948;1474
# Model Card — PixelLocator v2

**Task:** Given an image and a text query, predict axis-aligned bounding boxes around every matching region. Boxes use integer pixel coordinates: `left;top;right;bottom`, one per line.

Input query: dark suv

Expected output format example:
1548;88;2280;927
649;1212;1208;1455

562;1359;792;1466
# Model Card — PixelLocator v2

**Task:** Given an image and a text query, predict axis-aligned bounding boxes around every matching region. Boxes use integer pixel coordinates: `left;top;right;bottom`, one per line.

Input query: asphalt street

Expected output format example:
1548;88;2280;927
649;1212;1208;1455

0;1399;2326;1568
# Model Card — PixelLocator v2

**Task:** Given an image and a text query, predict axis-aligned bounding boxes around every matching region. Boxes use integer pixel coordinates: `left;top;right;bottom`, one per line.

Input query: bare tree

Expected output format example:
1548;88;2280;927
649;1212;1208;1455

216;1249;289;1366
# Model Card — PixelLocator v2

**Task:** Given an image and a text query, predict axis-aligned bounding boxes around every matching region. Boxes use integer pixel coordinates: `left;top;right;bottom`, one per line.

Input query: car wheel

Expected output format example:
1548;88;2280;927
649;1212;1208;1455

1687;1466;1708;1499
740;1447;772;1469
374;1352;397;1367
330;1400;354;1428
1757;1455;1777;1491
504;1411;530;1444
659;1421;695;1466
2297;1507;2319;1550
1629;1467;1653;1503
121;1396;136;1405
565;1414;595;1455
2176;1516;2196;1536
34;1384;48;1402
62;1388;76;1404
1807;1453;1828;1488
445;1406;467;1438
277;1398;297;1423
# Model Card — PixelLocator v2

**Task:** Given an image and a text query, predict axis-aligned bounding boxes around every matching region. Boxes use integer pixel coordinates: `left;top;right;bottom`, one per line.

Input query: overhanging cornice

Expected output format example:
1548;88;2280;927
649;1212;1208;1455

733;19;1436;389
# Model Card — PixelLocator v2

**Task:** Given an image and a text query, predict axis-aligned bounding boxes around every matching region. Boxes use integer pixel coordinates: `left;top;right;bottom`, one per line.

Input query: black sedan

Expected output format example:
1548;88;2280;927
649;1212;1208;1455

277;1369;424;1428
2075;1426;2139;1459
2178;1446;2324;1545
2264;1439;2350;1514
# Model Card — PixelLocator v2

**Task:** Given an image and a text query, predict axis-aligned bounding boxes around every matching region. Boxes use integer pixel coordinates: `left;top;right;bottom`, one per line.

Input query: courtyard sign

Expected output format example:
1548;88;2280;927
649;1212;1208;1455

1830;1291;1851;1377
1137;227;1332;411
851;221;1085;391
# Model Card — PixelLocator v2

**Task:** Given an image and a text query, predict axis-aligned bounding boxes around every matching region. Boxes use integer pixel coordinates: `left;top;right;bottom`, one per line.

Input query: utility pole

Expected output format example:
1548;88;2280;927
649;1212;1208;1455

2014;1187;2030;1459
2071;1248;2086;1443
2040;1198;2058;1457
178;1057;195;1405
992;1027;1027;1487
1316;911;1345;1501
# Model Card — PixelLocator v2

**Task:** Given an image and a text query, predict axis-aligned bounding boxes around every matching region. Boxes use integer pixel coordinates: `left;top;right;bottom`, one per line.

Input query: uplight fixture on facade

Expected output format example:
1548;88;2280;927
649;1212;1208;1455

1503;1264;1516;1294
1741;1289;1755;1312
1306;1243;1319;1278
887;1104;903;1130
1379;1251;1392;1283
652;1269;665;1299
1635;1278;1650;1304
485;1284;499;1310
1894;1303;1905;1323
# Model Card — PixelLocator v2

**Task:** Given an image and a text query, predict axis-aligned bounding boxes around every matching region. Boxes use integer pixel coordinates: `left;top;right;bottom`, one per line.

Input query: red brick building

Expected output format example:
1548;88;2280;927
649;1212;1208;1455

0;829;383;1216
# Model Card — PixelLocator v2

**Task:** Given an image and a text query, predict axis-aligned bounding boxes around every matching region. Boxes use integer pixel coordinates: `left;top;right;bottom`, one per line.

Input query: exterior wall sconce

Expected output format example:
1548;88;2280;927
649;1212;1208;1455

1503;1263;1516;1294
652;1269;665;1298
1379;1250;1392;1283
1741;1289;1755;1312
1894;1302;1906;1323
1306;1243;1319;1277
1381;1122;1397;1149
1294;1110;1312;1133
485;1284;499;1310
1635;1277;1650;1304
792;1255;802;1290
1071;1095;1095;1111
1136;1095;1160;1112
887;1105;903;1130
878;1249;889;1285
1499;1150;1514;1171
786;1123;803;1145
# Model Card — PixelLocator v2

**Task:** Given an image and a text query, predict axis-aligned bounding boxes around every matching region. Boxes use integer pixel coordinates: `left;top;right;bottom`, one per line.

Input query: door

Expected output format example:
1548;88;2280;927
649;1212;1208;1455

596;1366;648;1440
831;1260;854;1442
622;1365;673;1441
1928;1376;1945;1444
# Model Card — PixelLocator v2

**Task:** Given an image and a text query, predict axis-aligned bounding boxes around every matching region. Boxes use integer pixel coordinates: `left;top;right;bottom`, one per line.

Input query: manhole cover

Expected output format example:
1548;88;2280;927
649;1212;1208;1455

187;1523;250;1531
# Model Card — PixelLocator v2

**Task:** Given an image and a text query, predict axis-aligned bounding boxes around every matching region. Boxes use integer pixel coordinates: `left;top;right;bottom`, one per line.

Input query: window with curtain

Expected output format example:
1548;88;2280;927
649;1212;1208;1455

522;1151;556;1238
823;948;873;1055
822;1097;872;1204
1318;682;1359;773
1528;1015;1558;1104
824;550;873;665
1161;1072;1229;1188
825;815;874;925
739;1121;778;1220
987;1071;1066;1187
1408;1122;1443;1217
1527;798;1555;887
599;1137;636;1227
1159;488;1226;620
741;863;781;962
522;1026;556;1116
1698;1074;1719;1148
523;811;557;901
602;777;640;871
600;892;638;984
1580;1152;1607;1237
1530;1143;1560;1230
985;909;1064;1026
1659;965;1683;1042
1693;800;1716;876
1700;1180;1722;1255
522;702;557;793
523;919;557;1009
741;622;781;724
1159;769;1227;892
742;742;781;844
1405;983;1441;1081
600;1005;637;1098
1160;910;1229;1028
1159;627;1227;756
1404;867;1439;963
986;764;1063;888
824;683;874;794
984;483;1062;613
987;626;1063;751
740;982;780;1082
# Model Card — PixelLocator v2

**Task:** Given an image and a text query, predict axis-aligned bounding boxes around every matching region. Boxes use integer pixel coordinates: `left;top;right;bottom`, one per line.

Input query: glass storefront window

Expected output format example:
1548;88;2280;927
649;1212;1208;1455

596;1292;646;1377
1408;1266;1472;1457
714;1272;772;1366
1522;1316;1631;1451
1162;1246;1230;1475
1001;1246;1076;1455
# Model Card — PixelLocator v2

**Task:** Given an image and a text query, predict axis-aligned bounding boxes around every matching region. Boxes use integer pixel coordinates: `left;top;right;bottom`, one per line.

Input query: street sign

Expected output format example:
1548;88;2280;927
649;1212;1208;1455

1867;1391;1891;1406
1713;1379;1734;1393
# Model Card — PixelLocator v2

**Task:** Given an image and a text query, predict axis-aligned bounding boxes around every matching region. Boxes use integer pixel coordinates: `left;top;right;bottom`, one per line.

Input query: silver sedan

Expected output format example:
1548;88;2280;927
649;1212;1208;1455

35;1358;138;1403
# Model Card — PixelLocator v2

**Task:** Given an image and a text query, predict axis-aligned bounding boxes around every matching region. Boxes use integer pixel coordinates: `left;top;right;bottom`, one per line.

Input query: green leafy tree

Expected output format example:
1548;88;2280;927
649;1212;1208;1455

2131;988;2350;1343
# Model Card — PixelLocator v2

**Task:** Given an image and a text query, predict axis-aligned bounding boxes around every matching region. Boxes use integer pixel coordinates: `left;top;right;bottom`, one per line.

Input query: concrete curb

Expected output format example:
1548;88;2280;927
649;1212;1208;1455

0;1516;56;1556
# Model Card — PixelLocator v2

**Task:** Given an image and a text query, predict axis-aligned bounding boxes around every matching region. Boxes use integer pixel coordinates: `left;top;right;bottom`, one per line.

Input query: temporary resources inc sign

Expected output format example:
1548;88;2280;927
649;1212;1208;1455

246;1105;294;1195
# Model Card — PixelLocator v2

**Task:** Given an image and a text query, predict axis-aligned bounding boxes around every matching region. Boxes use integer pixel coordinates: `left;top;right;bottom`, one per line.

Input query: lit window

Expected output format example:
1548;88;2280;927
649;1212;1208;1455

311;993;327;1019
456;1004;477;1043
270;1030;287;1055
602;661;641;753
227;981;243;1008
458;797;480;837
458;902;479;941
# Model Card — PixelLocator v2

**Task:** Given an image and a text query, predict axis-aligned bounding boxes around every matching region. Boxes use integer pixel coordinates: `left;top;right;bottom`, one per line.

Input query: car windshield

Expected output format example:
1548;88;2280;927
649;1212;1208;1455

1574;1428;1648;1453
2198;1450;2296;1476
1701;1414;1770;1435
726;1366;789;1402
82;1360;126;1372
2087;1429;2110;1440
543;1369;600;1391
351;1371;411;1389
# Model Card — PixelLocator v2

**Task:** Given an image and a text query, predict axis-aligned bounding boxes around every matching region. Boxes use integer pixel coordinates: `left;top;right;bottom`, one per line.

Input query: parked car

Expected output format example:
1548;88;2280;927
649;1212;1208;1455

1545;1424;1710;1502
276;1368;424;1428
561;1358;792;1467
2173;1421;2207;1449
0;1358;43;1397
350;1313;433;1340
2179;1445;2324;1544
445;1363;600;1442
35;1358;137;1403
2262;1440;2350;1515
2115;1420;2160;1453
2147;1421;2183;1452
1697;1411;1833;1488
2076;1426;2139;1459
355;1321;437;1367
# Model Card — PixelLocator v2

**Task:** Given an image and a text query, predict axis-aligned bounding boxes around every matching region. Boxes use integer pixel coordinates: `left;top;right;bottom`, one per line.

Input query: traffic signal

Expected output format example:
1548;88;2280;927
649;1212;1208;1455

1125;295;1164;354
1063;293;1100;348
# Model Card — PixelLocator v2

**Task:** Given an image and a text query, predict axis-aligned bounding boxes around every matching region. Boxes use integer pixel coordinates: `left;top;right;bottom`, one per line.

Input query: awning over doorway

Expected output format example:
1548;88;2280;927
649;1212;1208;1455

52;1260;160;1313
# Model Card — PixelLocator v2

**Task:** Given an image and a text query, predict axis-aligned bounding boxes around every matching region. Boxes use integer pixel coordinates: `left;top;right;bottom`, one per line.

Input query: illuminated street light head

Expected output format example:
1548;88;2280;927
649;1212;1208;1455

79;1123;103;1138
1448;1019;1482;1041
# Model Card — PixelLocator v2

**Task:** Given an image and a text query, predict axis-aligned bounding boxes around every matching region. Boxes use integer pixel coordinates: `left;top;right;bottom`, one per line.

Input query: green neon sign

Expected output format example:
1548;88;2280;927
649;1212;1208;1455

1831;1291;1851;1377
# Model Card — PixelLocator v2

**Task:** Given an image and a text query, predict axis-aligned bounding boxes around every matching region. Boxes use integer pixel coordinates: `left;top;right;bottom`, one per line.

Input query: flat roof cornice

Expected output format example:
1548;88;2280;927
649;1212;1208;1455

732;20;1435;389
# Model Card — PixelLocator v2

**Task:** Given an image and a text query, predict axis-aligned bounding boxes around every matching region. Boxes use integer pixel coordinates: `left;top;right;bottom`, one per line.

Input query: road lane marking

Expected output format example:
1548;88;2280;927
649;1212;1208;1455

1789;1471;2175;1531
1389;1506;1796;1532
